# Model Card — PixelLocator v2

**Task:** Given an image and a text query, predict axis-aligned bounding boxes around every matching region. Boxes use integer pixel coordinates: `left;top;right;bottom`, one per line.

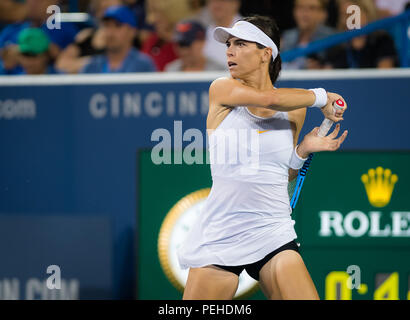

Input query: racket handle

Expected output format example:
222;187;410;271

317;99;345;137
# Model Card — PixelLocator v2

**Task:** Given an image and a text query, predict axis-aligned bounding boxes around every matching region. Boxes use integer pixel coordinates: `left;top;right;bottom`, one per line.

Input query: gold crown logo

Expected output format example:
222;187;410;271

361;167;398;207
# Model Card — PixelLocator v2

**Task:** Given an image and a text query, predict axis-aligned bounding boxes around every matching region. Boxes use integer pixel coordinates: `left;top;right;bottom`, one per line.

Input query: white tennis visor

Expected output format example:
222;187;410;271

213;20;279;61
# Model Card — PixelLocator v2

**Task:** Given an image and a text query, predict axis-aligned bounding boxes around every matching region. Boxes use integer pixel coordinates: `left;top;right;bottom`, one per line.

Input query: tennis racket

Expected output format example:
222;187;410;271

288;99;345;209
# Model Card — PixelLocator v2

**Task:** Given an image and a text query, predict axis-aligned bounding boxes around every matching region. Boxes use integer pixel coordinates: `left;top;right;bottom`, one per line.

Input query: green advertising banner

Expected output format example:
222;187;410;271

296;152;410;247
137;150;410;300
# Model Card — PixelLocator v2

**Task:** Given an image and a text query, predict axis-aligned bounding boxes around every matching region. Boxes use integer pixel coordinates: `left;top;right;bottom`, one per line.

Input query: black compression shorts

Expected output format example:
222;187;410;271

213;240;300;281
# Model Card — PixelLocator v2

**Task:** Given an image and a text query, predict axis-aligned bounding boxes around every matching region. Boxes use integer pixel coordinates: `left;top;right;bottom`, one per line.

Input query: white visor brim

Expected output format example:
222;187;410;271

213;21;279;61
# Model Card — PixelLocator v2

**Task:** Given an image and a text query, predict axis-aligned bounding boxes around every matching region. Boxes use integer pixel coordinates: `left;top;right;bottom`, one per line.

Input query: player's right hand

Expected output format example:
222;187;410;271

321;92;347;122
297;124;348;157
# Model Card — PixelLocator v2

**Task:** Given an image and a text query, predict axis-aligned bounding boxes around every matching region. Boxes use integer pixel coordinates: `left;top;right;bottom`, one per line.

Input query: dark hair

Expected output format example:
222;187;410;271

240;15;282;84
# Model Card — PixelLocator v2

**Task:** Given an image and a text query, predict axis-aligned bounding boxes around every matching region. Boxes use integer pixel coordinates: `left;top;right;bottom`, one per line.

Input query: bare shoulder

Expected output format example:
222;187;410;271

209;76;240;109
210;76;236;85
209;77;233;104
209;77;236;96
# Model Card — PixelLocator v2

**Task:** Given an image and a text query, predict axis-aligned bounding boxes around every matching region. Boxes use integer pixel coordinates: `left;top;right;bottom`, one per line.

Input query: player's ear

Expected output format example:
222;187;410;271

263;47;272;64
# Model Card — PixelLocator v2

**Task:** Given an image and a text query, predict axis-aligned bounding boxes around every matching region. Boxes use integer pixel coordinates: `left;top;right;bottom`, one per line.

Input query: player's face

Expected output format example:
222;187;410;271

225;37;265;79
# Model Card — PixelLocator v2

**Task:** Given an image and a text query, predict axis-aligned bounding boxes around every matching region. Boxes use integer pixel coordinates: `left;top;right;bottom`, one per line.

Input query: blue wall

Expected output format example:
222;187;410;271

0;70;409;299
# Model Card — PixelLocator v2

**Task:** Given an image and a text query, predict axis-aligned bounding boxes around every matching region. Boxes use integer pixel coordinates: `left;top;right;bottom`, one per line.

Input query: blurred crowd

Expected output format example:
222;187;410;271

0;0;409;75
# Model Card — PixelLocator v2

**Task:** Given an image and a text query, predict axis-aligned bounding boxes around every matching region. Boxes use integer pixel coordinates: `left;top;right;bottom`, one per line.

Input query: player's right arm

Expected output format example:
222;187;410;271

209;77;347;122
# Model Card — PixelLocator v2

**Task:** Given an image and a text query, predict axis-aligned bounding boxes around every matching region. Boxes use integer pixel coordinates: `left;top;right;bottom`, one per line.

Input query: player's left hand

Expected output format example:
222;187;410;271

297;124;348;157
321;92;347;122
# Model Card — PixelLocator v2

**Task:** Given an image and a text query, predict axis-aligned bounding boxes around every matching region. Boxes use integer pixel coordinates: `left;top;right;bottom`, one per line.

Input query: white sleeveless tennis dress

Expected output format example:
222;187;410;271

177;106;297;269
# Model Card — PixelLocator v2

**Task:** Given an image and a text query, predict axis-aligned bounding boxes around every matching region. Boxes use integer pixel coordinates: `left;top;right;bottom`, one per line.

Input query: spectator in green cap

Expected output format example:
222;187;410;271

0;0;78;75
18;28;56;75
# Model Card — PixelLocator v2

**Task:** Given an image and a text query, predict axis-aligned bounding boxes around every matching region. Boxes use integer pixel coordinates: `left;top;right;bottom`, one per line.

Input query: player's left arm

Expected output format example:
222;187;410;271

287;108;307;181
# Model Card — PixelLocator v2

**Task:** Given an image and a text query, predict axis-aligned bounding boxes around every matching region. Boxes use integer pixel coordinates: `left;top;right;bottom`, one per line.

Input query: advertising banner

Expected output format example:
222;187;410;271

138;150;410;300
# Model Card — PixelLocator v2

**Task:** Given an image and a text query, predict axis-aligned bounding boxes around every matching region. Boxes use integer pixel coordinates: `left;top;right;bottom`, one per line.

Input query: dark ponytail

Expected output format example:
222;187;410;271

241;15;282;84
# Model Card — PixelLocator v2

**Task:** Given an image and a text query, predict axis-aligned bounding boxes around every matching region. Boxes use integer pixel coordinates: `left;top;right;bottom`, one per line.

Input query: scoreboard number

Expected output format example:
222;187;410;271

325;271;408;300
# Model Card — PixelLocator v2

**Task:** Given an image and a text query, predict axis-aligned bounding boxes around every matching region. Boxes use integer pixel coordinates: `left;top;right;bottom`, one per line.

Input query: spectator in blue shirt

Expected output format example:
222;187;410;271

55;0;123;74
17;28;57;75
81;5;156;73
0;0;78;74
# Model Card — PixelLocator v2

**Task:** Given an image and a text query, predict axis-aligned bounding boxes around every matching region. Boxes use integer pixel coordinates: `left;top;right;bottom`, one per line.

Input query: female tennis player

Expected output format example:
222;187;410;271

177;15;348;300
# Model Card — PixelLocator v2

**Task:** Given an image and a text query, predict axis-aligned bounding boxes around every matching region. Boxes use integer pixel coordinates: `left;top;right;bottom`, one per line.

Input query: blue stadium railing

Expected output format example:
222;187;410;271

281;10;410;67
